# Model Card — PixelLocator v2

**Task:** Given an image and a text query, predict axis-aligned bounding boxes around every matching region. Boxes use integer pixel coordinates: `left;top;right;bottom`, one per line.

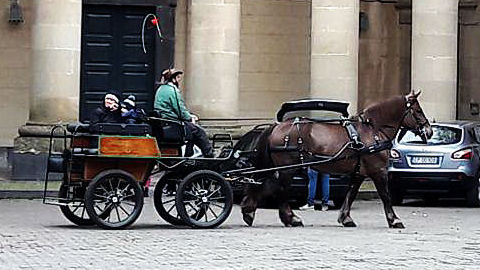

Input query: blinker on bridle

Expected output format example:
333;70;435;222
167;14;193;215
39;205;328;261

402;98;429;142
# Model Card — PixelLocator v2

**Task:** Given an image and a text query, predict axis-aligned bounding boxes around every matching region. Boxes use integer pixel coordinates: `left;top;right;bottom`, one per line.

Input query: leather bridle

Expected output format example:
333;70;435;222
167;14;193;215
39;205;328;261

400;98;429;142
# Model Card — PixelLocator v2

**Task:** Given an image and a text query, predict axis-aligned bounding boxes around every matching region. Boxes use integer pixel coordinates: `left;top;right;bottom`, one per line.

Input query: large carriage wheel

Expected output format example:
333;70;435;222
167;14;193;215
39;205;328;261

85;169;144;229
59;183;94;226
176;170;233;229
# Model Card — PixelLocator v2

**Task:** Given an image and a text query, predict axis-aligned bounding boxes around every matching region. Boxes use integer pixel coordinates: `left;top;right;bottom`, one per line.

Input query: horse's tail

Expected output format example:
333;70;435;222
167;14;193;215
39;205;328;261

254;123;277;173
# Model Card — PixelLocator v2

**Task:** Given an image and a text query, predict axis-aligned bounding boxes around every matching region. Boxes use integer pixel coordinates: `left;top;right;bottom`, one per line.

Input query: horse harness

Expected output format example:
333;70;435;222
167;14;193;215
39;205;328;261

272;116;394;171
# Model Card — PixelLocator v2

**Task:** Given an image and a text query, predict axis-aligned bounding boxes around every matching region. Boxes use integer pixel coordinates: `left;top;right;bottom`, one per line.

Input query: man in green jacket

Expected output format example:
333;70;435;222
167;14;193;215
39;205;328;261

154;69;213;157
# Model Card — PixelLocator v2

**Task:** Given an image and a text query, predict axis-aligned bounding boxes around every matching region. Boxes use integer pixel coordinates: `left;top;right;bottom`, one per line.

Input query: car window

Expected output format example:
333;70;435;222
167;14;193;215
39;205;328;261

398;126;462;145
474;126;480;143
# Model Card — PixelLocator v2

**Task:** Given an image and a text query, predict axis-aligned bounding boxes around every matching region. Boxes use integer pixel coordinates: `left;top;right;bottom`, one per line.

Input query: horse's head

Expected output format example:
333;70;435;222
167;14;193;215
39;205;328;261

399;90;433;142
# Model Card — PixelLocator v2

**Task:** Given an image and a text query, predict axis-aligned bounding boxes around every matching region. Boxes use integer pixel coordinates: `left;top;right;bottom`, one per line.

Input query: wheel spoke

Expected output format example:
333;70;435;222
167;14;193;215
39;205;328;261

81;205;86;219
184;191;199;199
204;206;209;222
210;202;225;209
191;184;198;194
207;179;213;192
94;204;104;213
118;204;131;216
121;184;131;194
207;186;222;198
116;178;122;190
207;205;218;219
162;198;176;204
122;201;136;207
94;194;109;200
209;196;225;201
166;203;176;214
123;193;135;200
114;205;122;223
99;185;109;194
108;178;114;192
97;202;113;218
193;208;202;220
71;203;82;214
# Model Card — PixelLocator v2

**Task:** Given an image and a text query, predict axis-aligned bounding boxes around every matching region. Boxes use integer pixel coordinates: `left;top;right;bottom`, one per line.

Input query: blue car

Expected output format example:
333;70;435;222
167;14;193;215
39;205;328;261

388;121;480;206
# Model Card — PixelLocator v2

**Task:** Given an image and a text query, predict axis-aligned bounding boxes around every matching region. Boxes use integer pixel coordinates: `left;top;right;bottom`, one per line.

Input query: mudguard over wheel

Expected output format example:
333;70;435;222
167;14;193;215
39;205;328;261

85;169;144;229
176;170;233;229
59;183;94;226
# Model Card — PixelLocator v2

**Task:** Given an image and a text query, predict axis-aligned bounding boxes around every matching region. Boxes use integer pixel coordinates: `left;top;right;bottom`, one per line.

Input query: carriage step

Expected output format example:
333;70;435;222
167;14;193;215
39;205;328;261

43;197;83;206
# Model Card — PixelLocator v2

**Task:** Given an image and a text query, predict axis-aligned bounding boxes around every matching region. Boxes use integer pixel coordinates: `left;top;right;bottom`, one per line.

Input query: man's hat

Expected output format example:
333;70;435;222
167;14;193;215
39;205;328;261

163;68;183;81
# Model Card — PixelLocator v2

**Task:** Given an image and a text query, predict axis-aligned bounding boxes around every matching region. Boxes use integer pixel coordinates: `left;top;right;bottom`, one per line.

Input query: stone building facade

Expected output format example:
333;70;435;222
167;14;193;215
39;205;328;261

1;0;480;148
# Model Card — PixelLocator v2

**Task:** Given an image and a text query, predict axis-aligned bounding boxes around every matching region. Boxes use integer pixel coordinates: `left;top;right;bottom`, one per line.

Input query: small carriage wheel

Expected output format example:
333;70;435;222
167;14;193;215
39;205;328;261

176;170;233;229
153;173;185;225
154;172;206;226
59;183;94;226
85;169;144;229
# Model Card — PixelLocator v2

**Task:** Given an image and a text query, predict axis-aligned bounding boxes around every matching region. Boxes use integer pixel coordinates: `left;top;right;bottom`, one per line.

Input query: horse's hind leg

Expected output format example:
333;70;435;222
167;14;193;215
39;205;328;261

277;173;303;227
370;171;405;228
337;174;364;227
241;184;260;226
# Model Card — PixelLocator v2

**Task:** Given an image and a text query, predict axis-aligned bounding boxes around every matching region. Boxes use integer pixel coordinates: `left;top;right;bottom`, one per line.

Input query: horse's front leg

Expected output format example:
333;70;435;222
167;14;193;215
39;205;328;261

370;171;405;229
337;174;364;227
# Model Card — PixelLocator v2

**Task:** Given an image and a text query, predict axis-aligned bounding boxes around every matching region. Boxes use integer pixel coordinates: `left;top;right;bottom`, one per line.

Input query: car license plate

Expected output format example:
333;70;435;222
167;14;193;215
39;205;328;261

411;156;438;164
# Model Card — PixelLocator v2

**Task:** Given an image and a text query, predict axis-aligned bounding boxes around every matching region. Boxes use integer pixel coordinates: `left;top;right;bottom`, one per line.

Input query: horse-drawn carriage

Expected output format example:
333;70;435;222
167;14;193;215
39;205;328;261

42;99;345;229
43;93;432;229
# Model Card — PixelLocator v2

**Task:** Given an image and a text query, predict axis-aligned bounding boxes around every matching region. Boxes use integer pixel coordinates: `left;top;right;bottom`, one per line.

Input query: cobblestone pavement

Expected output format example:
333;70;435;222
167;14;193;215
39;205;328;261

0;199;479;269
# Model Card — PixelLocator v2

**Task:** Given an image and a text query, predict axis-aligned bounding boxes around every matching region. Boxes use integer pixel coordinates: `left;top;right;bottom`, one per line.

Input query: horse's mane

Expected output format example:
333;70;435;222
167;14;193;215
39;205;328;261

359;95;406;130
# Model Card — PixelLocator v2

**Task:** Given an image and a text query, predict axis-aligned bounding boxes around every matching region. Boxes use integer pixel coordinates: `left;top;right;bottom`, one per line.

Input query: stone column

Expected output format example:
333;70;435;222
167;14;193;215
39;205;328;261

412;0;458;121
186;0;240;118
29;0;81;123
310;0;359;115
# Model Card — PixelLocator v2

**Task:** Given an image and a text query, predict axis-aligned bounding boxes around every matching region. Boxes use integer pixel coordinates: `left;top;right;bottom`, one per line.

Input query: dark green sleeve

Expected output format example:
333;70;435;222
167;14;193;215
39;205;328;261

170;90;191;121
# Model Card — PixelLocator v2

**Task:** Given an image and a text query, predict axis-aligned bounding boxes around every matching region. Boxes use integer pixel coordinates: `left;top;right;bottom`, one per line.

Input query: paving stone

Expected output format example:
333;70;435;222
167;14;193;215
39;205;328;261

0;199;479;269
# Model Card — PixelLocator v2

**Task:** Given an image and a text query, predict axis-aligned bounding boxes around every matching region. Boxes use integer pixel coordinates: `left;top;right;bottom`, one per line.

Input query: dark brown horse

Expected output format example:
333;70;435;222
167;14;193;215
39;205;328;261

241;91;433;228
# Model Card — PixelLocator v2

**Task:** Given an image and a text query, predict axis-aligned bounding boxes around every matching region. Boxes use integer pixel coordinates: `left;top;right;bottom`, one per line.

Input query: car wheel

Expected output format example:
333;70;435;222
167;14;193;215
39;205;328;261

465;178;480;207
423;195;439;205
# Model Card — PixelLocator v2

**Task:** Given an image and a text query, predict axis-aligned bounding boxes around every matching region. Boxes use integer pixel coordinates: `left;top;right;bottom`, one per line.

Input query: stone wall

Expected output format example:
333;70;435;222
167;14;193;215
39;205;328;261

358;1;411;110
0;0;33;147
239;0;311;118
458;0;480;120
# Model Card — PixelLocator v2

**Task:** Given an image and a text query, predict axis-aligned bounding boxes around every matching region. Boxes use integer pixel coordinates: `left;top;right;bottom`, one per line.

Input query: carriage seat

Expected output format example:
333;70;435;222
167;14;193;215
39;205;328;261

147;113;187;146
66;123;90;133
66;123;152;136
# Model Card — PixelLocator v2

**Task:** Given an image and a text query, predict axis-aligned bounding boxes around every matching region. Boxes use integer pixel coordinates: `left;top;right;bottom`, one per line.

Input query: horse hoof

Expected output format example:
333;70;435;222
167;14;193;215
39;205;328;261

242;212;255;227
343;221;357;227
291;216;304;227
390;221;405;229
342;216;356;227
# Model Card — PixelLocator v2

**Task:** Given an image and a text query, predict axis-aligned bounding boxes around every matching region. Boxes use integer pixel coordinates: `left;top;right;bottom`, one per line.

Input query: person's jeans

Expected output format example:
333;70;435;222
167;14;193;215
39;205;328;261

307;168;330;206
